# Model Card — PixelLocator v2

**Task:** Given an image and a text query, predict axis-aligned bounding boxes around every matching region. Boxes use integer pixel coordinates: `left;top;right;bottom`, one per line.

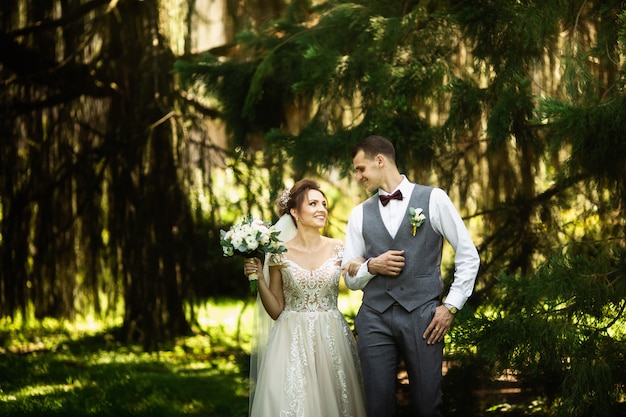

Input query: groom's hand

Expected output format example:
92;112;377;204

423;305;453;345
368;250;405;276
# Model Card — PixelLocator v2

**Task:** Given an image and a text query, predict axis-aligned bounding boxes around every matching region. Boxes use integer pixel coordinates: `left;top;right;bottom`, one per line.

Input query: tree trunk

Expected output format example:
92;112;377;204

102;0;192;348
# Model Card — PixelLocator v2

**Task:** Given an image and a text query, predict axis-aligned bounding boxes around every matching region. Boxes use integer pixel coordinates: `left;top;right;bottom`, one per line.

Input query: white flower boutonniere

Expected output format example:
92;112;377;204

408;207;426;236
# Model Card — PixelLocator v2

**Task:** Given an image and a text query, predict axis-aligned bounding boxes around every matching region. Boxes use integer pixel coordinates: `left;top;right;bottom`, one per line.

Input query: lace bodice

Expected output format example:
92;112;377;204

270;245;344;313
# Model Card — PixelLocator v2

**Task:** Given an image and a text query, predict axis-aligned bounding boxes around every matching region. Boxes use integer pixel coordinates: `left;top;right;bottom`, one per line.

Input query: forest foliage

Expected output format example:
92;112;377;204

178;1;626;415
2;1;626;415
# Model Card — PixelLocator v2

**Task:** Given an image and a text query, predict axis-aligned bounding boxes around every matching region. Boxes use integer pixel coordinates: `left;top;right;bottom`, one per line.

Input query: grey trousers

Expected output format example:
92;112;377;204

354;301;443;417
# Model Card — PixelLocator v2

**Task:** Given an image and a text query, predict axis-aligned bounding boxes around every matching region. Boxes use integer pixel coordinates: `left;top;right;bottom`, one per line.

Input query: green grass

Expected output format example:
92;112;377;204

0;301;253;417
0;293;363;417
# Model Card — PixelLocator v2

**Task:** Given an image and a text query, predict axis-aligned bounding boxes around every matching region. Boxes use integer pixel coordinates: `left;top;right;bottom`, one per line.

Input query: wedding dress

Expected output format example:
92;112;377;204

249;244;366;417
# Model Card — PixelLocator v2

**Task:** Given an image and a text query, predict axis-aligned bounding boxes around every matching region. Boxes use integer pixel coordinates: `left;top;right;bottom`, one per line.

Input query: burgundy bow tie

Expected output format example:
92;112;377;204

379;189;403;206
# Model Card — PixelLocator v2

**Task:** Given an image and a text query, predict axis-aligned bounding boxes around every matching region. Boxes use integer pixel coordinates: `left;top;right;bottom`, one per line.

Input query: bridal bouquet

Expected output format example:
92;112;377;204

220;216;287;292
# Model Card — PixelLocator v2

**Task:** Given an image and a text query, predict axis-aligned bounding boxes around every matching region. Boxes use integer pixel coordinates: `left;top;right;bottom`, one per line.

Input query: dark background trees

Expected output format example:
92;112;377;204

1;0;218;349
1;0;625;415
1;0;287;348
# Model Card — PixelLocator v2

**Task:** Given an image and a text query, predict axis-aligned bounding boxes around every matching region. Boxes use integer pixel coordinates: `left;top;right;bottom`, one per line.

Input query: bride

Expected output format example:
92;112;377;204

245;179;366;417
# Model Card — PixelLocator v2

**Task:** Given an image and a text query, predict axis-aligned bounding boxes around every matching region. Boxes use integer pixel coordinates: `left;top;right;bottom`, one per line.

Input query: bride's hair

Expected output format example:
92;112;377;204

276;179;326;220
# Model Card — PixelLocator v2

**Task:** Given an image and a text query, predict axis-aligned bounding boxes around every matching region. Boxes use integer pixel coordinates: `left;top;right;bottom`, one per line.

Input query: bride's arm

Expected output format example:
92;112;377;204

257;264;285;320
342;257;366;277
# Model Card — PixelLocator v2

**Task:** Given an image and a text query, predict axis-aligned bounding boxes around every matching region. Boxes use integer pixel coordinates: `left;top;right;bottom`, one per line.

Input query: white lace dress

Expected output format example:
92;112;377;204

250;245;366;417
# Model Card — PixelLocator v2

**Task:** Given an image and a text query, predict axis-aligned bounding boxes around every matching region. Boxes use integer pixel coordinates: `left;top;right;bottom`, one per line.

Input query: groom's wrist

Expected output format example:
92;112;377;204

444;303;458;314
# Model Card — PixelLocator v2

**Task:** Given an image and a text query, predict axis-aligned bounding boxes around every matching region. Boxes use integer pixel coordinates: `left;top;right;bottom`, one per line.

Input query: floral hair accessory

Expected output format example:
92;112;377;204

408;207;426;236
278;189;291;209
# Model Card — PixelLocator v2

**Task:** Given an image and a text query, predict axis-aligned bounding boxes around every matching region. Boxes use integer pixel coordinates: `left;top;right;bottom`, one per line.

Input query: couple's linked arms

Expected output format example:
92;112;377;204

342;257;367;277
341;250;406;289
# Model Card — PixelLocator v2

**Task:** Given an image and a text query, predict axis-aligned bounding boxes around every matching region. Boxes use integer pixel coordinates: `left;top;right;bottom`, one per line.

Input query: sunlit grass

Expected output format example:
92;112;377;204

0;300;249;417
0;292;363;417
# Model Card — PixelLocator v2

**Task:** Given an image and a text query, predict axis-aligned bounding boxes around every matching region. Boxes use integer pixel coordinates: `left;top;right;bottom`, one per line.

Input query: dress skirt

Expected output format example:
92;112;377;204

250;308;366;417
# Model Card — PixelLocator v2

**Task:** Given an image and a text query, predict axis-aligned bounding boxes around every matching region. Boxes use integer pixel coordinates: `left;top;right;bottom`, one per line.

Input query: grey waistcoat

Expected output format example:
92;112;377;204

362;185;443;313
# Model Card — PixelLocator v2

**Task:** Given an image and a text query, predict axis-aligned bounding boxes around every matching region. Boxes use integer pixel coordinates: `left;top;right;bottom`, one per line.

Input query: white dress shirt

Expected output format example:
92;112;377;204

342;176;480;310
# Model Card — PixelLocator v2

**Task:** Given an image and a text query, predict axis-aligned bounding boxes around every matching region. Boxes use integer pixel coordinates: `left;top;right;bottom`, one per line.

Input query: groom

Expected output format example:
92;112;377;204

342;135;480;417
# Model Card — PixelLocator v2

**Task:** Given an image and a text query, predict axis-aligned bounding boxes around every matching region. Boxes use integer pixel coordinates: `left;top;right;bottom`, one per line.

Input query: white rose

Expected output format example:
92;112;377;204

245;235;259;250
258;230;271;245
230;231;244;249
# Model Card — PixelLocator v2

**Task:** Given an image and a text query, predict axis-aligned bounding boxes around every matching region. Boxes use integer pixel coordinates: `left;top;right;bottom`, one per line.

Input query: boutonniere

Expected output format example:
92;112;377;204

408;207;426;236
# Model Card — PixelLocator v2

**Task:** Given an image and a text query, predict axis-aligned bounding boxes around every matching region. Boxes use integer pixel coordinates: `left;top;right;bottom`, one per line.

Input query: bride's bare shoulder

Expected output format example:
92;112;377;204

323;236;343;247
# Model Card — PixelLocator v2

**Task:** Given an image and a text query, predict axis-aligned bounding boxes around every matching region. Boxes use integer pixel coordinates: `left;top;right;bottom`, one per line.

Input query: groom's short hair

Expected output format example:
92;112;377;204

353;135;396;164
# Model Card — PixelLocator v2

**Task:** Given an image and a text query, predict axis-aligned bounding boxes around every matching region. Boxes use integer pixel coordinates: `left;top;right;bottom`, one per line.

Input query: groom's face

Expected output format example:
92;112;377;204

353;150;383;193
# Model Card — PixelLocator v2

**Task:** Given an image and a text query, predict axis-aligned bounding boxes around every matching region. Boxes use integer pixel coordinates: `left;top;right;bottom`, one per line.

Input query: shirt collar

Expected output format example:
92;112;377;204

379;175;412;196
